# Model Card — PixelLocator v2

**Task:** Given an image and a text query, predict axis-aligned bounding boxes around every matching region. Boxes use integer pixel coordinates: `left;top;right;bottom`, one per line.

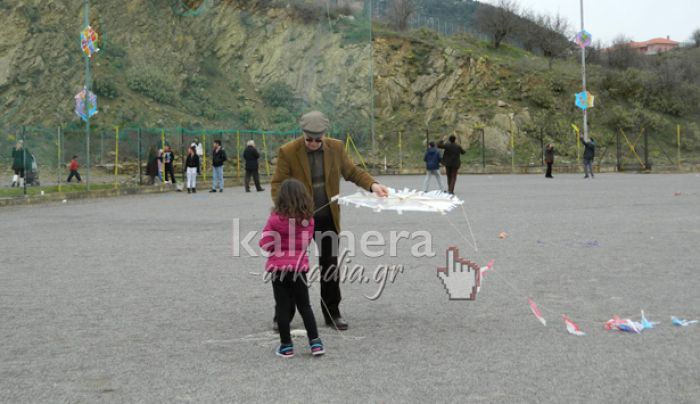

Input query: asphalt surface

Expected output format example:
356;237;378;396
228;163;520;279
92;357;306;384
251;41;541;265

1;173;699;403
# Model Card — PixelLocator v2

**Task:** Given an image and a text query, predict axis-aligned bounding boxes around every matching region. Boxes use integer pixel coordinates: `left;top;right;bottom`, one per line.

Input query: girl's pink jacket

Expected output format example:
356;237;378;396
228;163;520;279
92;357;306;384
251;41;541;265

259;212;315;272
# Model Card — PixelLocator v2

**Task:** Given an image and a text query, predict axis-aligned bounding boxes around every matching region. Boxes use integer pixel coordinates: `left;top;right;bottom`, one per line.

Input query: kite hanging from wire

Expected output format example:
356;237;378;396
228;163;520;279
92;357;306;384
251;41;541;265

80;26;100;58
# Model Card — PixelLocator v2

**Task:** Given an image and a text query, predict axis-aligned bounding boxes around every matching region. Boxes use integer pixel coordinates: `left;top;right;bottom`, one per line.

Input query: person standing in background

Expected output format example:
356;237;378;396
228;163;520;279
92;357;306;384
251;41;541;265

544;144;554;179
423;141;445;192
210;140;227;193
438;135;466;194
243;140;265;192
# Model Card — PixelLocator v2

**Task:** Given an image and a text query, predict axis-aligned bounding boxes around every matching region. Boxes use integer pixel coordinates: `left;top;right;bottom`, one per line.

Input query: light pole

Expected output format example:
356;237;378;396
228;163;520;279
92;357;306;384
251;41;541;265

579;0;589;143
83;0;92;191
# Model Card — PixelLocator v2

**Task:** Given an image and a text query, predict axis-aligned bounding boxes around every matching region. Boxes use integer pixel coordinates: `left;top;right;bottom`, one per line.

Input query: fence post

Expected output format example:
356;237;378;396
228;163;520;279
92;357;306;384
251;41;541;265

644;128;649;170
57;126;62;192
398;131;403;174
180;127;185;184
510;129;515;174
114;126;119;188
616;129;621;171
161;129;166;184
481;128;486;171
236;130;241;181
202;132;207;182
262;131;271;177
677;124;681;170
138;128;142;185
22;126;26;195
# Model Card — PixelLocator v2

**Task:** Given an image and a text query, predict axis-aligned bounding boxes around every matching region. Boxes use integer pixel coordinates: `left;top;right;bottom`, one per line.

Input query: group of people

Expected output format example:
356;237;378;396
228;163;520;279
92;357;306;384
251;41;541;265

143;138;267;194
421;133;597;190
543;135;596;179
10;141;35;187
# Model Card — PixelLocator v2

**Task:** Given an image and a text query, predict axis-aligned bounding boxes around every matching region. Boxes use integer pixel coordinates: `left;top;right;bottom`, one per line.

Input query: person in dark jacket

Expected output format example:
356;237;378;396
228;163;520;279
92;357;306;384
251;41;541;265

210;140;227;192
438;135;466;194
146;146;159;185
185;146;200;193
163;145;176;184
243;140;265;192
423;141;445;192
11;141;27;187
544;143;554;179
581;135;596;179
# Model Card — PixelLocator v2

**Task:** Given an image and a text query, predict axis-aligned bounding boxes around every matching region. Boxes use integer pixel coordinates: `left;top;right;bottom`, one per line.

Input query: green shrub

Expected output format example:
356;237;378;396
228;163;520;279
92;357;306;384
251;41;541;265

93;79;120;98
127;66;177;105
261;81;297;110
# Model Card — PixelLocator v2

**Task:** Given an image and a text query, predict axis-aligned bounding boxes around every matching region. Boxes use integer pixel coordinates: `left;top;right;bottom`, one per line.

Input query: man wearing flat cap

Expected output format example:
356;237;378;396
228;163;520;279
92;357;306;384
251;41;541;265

271;111;389;331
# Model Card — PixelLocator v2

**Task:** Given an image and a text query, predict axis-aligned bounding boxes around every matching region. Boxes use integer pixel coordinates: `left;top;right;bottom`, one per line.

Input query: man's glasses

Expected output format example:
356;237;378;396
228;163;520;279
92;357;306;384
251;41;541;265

305;137;323;143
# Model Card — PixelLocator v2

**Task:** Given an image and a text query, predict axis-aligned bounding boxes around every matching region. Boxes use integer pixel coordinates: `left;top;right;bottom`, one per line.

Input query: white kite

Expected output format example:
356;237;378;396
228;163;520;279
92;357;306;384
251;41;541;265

337;188;463;215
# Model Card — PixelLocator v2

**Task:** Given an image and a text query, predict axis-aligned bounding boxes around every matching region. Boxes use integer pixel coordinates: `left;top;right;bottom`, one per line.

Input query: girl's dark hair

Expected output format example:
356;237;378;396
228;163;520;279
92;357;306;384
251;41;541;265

274;178;314;222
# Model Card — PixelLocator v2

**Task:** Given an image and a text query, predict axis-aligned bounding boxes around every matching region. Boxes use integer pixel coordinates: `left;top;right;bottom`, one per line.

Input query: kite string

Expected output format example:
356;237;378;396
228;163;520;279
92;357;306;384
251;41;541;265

441;198;607;328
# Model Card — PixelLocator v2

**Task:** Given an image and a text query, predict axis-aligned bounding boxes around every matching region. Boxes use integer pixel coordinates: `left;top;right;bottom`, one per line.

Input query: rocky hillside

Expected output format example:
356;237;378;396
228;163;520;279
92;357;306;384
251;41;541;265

1;0;698;167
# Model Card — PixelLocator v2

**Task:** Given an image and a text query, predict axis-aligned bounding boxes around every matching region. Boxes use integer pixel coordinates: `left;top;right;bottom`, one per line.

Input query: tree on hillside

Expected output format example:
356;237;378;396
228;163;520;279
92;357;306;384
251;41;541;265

520;11;571;68
692;28;700;47
388;0;415;31
606;36;644;70
474;0;520;49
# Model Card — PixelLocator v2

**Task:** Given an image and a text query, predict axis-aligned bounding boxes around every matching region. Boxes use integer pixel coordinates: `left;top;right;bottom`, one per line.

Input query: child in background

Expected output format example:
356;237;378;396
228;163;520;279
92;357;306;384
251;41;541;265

259;178;324;358
66;155;82;183
185;146;199;193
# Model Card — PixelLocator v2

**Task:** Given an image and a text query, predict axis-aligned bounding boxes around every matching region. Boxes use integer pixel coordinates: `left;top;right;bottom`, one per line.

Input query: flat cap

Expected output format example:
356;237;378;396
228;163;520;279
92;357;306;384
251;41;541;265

299;111;329;138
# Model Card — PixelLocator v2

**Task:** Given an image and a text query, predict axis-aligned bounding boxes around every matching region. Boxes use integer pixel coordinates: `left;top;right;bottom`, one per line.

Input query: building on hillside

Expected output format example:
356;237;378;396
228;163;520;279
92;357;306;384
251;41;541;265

627;37;679;55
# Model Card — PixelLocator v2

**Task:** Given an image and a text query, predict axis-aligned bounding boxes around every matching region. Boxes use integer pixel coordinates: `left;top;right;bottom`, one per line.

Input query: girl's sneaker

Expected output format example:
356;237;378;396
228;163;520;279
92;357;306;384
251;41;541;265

276;343;294;358
309;338;325;356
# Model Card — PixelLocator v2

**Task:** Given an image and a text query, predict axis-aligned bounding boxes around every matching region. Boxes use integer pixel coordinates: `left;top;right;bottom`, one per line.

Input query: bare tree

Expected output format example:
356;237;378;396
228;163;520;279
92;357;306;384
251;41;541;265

692;28;700;47
388;0;414;32
606;36;644;70
537;13;571;68
474;0;520;49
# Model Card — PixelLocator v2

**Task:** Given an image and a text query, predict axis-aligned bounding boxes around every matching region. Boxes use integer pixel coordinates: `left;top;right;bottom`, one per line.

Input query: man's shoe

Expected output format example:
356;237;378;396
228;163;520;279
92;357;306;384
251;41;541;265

219;189;223;193
257;188;265;192
193;188;196;193
245;189;251;193
326;317;349;331
209;189;217;193
187;188;191;194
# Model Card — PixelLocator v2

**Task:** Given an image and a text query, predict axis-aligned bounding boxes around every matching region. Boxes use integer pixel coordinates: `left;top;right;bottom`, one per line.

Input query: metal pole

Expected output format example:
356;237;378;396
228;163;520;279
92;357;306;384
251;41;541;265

83;0;91;192
481;129;485;170
644;128;649;170
580;0;589;143
677;124;681;170
22;126;26;195
138;128;142;185
616;129;621;171
369;0;376;153
114;126;119;188
57;126;61;192
181;127;185;183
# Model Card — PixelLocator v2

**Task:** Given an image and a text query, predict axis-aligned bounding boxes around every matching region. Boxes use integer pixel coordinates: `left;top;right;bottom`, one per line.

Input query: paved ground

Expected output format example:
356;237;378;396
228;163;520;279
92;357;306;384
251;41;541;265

1;173;699;403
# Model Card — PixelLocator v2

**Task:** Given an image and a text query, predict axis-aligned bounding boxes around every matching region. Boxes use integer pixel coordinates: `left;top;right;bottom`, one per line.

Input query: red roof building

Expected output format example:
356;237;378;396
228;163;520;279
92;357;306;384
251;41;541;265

628;37;679;55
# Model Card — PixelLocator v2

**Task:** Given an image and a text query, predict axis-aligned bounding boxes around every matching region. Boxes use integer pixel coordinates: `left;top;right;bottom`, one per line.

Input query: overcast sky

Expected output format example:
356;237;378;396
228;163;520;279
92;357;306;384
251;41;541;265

481;0;699;45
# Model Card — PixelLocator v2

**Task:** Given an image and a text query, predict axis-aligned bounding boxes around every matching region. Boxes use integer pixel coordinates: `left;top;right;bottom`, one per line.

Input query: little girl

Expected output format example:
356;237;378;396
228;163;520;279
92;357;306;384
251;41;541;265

185;146;199;193
259;178;324;358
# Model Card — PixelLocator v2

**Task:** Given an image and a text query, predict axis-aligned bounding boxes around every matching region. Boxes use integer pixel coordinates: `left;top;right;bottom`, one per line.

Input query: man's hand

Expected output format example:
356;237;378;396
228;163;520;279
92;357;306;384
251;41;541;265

371;183;390;197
